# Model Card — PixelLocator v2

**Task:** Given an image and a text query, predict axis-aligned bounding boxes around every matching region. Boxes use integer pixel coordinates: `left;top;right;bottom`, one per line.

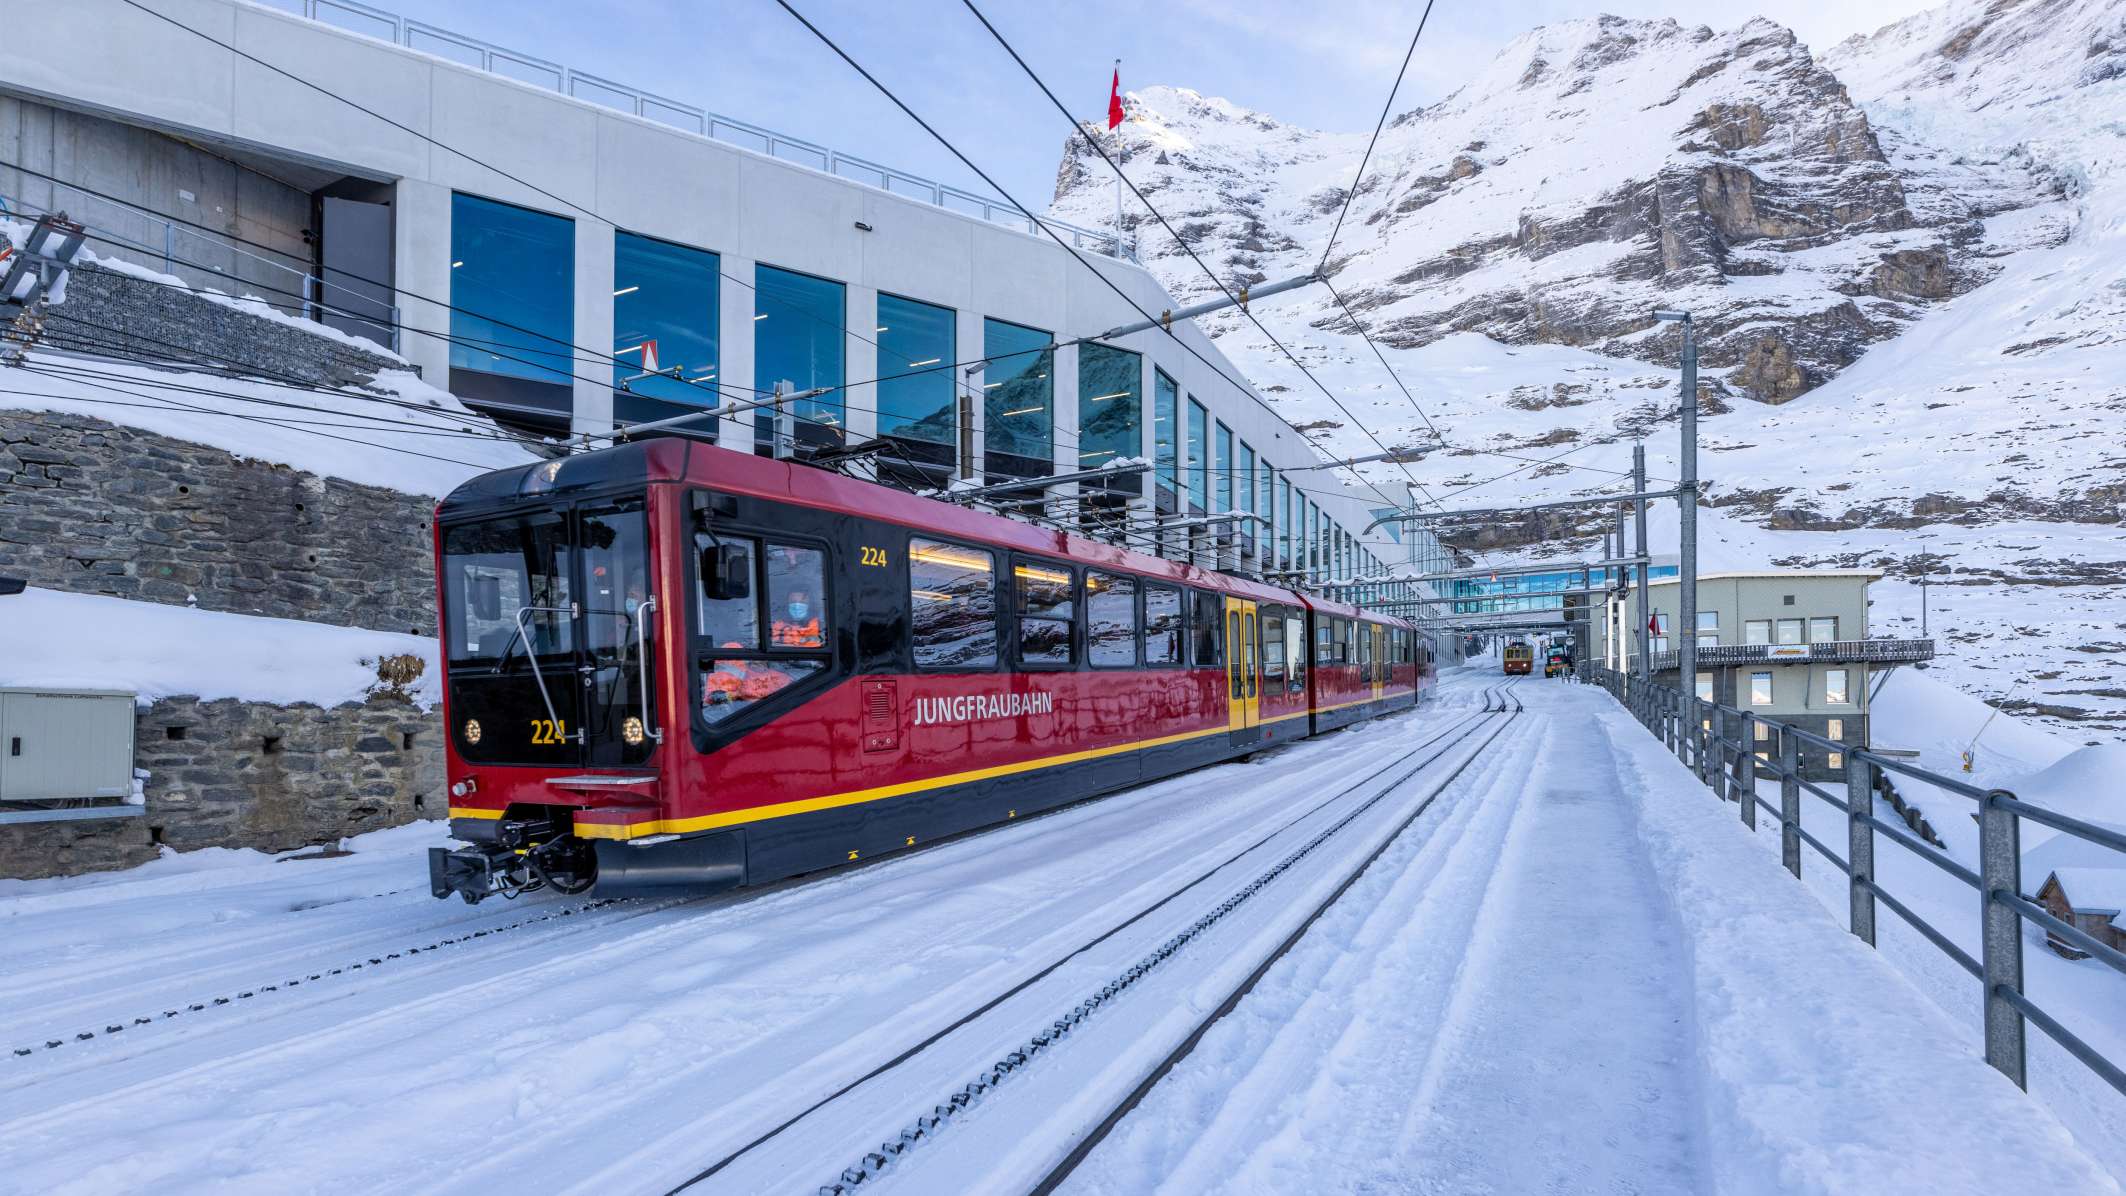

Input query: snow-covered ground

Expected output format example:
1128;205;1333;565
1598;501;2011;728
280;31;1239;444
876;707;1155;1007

0;586;441;708
1713;662;2126;1178
4;671;2112;1193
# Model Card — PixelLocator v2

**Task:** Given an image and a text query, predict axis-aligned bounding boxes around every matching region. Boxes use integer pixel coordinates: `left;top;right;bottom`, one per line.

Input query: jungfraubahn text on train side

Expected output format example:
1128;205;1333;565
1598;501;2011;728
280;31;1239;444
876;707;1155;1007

427;438;1436;903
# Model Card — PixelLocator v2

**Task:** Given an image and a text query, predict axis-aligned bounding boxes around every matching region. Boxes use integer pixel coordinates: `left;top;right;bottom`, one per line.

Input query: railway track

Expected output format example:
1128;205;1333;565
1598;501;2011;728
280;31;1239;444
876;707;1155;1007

3;701;1445;1076
666;680;1524;1195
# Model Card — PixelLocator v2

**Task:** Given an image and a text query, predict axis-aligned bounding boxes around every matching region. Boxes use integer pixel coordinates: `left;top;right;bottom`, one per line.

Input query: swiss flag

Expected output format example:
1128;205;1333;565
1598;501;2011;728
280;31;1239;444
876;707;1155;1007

1107;62;1125;131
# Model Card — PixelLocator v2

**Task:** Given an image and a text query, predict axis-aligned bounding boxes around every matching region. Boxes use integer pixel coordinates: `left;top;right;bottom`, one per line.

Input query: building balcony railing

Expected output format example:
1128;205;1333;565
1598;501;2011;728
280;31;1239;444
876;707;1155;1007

262;0;1135;262
1643;638;1935;673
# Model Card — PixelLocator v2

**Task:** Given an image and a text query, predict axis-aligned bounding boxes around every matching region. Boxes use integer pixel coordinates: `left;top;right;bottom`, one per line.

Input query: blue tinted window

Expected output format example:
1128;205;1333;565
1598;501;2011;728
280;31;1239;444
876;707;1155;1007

1186;399;1207;510
1278;476;1292;566
755;264;845;447
1239;442;1256;515
1214;423;1233;511
450;193;574;385
613;232;719;421
984;318;1054;480
877;293;956;446
1077;343;1141;471
1153;370;1178;496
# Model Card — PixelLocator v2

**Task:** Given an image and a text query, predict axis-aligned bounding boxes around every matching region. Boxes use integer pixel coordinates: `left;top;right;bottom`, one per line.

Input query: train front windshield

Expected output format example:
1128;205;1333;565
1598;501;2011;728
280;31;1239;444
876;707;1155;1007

441;496;659;768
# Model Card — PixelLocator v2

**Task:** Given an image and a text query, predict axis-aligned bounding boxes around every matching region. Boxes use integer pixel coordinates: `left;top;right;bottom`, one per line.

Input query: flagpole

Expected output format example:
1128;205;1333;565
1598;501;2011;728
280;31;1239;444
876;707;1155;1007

1112;58;1125;257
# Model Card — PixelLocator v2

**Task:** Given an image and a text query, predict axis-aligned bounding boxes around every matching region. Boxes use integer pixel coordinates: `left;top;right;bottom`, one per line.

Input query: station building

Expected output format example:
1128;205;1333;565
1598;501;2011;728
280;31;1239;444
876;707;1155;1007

1598;570;1935;776
1;0;1447;596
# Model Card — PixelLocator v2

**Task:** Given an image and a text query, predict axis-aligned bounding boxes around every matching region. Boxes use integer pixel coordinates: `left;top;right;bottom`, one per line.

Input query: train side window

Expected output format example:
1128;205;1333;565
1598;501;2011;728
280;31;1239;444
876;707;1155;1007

1144;583;1182;666
909;538;998;670
1287;615;1307;693
1014;557;1078;667
696;536;761;650
1315;620;1332;667
1263;607;1286;681
1189;588;1223;667
1087;572;1138;668
692;531;831;726
1332;618;1350;664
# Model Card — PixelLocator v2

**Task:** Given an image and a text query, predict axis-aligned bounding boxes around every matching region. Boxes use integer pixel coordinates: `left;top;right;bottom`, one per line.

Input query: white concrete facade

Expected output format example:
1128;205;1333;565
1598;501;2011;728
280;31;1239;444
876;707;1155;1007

4;0;1435;585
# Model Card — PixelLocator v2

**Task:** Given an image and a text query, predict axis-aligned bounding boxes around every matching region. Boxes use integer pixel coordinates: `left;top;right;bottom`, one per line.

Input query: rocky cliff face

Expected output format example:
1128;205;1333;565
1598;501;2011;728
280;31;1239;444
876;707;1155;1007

1050;2;2126;738
1055;16;2058;405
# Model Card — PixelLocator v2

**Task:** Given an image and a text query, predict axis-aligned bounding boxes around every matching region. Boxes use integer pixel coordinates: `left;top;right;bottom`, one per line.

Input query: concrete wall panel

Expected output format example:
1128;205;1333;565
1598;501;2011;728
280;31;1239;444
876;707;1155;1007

592;114;743;251
738;156;863;282
3;0;239;141
426;67;598;215
858;192;975;311
230;5;432;179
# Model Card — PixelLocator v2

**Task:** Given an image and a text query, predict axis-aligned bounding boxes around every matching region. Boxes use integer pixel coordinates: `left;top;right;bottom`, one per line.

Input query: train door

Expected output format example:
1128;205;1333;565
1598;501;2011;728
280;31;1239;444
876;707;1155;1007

1224;597;1259;733
1370;625;1386;701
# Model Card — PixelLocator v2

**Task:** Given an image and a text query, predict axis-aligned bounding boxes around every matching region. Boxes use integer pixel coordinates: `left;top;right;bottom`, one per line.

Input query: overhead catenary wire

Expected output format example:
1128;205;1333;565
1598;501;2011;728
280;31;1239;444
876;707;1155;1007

7;160;1224;452
69;4;1425;581
952;0;1437;519
2;368;495;471
1317;0;1438;274
35;311;552;447
87;10;1243;419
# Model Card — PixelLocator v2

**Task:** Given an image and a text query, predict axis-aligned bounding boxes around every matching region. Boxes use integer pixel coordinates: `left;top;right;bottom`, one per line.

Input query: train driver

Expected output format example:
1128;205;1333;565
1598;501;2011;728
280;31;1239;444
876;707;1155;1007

771;587;823;648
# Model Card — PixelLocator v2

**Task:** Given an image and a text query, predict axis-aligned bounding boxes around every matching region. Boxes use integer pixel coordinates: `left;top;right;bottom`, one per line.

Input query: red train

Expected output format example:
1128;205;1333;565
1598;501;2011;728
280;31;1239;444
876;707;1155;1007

429;438;1434;903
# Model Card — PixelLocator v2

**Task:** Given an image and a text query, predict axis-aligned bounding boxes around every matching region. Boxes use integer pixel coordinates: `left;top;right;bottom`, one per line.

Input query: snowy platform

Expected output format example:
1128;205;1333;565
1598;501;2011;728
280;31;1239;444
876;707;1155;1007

0;672;2114;1194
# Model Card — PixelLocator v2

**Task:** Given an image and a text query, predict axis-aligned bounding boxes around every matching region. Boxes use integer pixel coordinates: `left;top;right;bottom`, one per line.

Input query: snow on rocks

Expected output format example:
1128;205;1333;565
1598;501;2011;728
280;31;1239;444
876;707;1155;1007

0;586;442;708
0;350;535;497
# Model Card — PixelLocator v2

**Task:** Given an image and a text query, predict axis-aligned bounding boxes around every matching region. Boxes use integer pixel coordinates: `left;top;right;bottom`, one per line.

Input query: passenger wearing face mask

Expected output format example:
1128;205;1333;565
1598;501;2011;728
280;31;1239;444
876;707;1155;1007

771;587;823;648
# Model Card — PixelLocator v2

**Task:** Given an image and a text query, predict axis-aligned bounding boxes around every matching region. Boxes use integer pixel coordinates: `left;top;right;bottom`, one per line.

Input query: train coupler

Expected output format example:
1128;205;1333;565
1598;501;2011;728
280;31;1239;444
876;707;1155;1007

428;844;524;905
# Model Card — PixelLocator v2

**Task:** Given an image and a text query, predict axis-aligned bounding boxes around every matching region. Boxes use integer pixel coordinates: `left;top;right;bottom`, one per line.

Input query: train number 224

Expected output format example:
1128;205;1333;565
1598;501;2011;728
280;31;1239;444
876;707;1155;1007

859;546;889;567
529;718;568;745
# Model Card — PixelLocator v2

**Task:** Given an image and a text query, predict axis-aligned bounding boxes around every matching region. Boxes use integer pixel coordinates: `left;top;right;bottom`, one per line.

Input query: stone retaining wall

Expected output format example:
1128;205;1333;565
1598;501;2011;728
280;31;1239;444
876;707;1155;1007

39;258;407;391
0;408;439;634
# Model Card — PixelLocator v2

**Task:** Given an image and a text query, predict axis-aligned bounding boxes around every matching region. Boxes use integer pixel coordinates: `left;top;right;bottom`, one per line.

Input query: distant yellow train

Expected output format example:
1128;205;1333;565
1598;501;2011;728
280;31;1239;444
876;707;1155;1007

1503;643;1534;675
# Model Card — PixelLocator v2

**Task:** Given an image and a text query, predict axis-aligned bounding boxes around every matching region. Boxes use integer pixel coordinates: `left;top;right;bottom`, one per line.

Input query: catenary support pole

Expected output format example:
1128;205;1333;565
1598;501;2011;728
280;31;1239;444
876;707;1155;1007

1678;319;1698;706
1632;443;1651;679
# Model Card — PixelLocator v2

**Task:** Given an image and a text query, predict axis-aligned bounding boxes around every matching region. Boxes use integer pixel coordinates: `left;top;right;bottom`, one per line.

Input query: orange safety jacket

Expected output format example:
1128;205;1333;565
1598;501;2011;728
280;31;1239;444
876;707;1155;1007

771;618;822;648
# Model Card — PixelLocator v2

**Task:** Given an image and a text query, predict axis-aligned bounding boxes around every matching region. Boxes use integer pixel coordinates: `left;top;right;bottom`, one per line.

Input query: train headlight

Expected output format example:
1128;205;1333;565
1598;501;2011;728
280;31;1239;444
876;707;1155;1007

464;719;482;745
622;716;646;746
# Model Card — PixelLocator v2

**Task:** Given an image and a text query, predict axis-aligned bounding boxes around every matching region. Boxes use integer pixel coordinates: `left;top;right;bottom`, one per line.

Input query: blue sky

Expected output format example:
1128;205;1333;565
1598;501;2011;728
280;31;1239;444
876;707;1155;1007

386;0;1939;204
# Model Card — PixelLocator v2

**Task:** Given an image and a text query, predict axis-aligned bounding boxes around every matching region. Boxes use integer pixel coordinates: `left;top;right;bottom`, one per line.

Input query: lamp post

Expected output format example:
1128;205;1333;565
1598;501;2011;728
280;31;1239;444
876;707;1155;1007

1918;573;1932;636
1653;308;1698;699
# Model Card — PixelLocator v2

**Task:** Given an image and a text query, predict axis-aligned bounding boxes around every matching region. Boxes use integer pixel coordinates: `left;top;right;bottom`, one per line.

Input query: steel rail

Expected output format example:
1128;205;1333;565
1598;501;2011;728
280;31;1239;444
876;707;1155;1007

668;694;1490;1194
1029;686;1524;1193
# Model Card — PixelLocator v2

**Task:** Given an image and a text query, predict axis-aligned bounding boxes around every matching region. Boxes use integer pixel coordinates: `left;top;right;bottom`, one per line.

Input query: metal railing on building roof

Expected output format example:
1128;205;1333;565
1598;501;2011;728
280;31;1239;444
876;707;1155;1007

258;0;1135;262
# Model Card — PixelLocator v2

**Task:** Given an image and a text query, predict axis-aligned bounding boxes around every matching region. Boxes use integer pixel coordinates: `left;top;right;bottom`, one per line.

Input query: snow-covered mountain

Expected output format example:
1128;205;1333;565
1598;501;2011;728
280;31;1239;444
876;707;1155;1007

1052;0;2126;740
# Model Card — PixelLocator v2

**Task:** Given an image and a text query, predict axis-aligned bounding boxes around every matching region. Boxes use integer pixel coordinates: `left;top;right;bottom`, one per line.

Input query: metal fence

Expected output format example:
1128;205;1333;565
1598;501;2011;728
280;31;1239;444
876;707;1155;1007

1583;662;2126;1097
257;0;1134;261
